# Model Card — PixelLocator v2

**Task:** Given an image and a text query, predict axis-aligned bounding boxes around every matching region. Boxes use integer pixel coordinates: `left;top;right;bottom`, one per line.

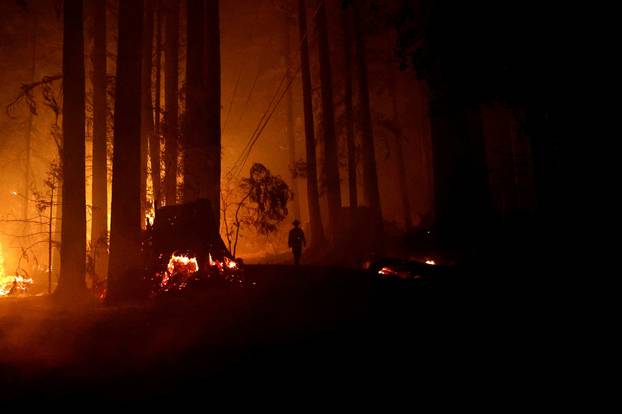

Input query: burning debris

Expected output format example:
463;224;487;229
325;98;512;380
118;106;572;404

0;275;34;297
146;199;249;296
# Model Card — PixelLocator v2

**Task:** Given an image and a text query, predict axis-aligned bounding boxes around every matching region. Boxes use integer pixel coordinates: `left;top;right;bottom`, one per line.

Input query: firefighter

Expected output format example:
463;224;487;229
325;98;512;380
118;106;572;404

288;220;306;266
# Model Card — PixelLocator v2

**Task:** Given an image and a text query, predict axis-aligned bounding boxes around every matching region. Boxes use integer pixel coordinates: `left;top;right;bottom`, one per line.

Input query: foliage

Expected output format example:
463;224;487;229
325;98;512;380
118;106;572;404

240;163;292;235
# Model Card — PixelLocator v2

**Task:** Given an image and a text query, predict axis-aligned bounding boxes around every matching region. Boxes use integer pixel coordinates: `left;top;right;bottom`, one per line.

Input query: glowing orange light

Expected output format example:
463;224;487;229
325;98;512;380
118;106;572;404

425;259;436;265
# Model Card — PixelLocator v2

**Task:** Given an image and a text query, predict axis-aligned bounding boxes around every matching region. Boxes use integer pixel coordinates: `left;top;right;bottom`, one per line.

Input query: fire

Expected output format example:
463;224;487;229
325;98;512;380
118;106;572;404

167;254;199;275
146;206;156;227
0;275;34;297
0;243;34;297
425;259;436;265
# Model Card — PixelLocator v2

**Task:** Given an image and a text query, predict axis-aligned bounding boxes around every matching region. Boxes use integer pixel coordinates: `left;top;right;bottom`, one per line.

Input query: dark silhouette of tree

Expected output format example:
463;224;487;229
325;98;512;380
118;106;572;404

152;0;163;207
141;0;155;224
107;0;144;302
240;163;292;236
164;0;179;205
90;0;109;282
56;0;87;298
315;0;342;241
386;63;412;230
203;0;221;225
340;4;357;208
281;8;302;221
297;0;326;248
352;0;383;247
183;0;204;203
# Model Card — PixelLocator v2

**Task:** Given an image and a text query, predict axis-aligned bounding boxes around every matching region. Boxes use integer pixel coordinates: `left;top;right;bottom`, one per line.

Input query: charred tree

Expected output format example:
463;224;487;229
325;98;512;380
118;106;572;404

341;6;357;208
203;0;221;224
387;65;413;230
352;0;383;245
57;0;87;298
90;0;109;281
107;0;144;302
297;0;326;247
152;0;163;207
164;0;179;205
315;0;342;241
141;0;155;223
183;0;204;202
283;10;302;221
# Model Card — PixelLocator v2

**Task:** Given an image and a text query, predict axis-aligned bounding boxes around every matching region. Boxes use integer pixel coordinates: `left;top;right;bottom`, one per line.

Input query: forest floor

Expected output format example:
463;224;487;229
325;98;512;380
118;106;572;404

0;263;549;402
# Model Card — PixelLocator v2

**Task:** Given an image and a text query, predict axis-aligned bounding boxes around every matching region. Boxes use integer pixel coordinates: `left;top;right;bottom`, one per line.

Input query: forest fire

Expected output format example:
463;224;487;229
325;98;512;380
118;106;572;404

0;244;33;297
154;252;243;294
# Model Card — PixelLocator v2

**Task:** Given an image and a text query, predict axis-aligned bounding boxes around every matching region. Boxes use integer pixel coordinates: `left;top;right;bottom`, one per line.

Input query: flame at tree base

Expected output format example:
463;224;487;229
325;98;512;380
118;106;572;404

151;252;246;295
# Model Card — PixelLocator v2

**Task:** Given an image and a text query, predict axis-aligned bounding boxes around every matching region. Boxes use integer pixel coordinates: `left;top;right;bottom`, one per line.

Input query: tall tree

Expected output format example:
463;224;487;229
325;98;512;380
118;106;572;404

141;0;155;224
107;0;144;301
152;0;163;207
315;0;342;241
297;0;326;247
340;5;357;208
90;0;109;281
203;0;221;224
183;0;204;202
352;0;383;245
386;64;413;230
164;0;179;205
57;0;87;297
283;10;301;221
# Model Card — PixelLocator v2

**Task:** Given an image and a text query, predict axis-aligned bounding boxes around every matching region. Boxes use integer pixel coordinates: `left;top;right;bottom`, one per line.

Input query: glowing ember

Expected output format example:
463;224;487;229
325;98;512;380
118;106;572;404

425;259;436;265
378;267;396;276
167;254;199;275
224;257;238;270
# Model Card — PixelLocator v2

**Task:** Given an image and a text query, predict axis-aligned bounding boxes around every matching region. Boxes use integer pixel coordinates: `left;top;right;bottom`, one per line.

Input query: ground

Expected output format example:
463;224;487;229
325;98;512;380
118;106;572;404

0;263;542;401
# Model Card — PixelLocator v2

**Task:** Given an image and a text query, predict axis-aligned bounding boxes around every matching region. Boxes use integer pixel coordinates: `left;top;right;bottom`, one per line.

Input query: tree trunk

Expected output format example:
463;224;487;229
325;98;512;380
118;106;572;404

141;0;155;225
90;0;109;282
352;0;383;246
164;0;179;205
283;11;301;221
203;0;221;225
57;0;87;298
297;0;326;247
183;0;204;202
152;0;162;207
23;21;36;237
341;6;357;208
107;0;144;302
387;65;413;230
315;0;342;242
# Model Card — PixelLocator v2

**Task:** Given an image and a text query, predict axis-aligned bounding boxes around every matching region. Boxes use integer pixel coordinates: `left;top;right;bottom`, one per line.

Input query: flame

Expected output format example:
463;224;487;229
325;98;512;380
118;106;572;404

167;254;199;275
224;257;238;269
146;206;156;226
425;259;436;265
0;275;34;296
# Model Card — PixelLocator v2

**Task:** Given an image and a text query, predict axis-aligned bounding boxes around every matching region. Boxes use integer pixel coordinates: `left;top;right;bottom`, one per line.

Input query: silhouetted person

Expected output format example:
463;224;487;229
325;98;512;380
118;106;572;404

288;220;306;265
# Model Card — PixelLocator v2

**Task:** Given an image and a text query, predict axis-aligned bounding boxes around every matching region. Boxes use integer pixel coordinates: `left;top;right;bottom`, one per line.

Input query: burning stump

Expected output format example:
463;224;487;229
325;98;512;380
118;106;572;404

144;199;248;296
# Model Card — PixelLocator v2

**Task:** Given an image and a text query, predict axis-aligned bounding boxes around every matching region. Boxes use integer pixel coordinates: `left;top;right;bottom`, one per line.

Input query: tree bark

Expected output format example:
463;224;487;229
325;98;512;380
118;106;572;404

164;0;179;205
203;0;221;225
315;0;342;242
387;65;413;230
283;11;301;222
90;0;109;281
141;0;155;226
107;0;144;302
152;0;162;207
57;0;87;298
341;6;357;208
183;0;204;202
352;0;383;245
297;0;326;247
